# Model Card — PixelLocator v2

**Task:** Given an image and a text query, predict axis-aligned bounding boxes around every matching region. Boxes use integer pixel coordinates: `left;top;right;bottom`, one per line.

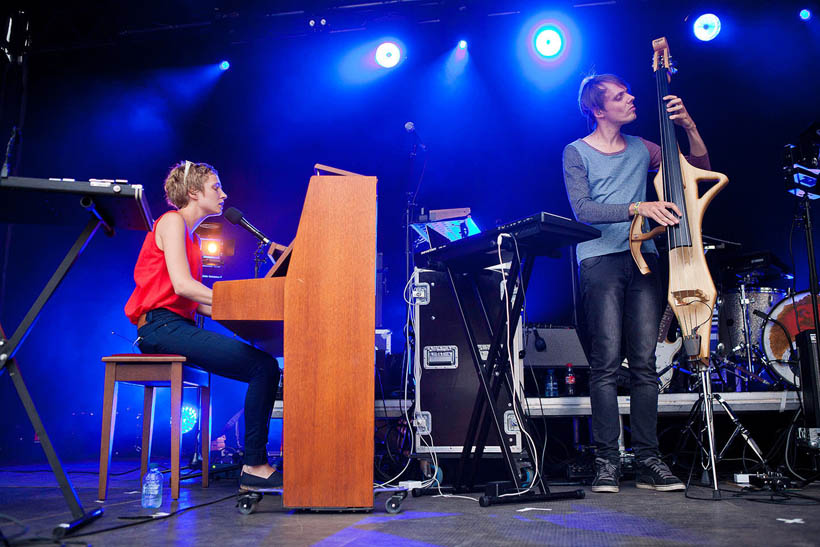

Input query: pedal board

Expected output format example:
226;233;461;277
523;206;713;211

748;473;794;491
566;447;596;483
567;461;595;483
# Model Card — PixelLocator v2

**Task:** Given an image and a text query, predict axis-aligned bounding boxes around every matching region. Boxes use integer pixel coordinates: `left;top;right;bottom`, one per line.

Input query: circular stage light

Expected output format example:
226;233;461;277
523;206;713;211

800;9;811;21
693;14;721;42
458;40;468;50
534;27;563;58
219;60;230;71
375;42;401;68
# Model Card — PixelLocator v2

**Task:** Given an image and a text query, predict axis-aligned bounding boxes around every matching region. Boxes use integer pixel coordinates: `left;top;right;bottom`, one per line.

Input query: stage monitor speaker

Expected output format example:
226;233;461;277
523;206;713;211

523;326;589;368
796;330;820;428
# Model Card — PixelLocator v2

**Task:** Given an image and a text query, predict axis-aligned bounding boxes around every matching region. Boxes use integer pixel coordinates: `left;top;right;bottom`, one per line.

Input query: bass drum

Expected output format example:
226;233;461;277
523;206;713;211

718;287;786;351
761;291;820;387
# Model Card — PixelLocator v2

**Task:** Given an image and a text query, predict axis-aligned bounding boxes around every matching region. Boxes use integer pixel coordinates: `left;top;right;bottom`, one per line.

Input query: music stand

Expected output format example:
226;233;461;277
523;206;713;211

0;176;152;537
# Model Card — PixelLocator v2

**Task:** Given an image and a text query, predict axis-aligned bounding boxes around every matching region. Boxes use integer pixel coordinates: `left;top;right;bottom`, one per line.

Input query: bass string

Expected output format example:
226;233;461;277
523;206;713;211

656;68;681;336
658;66;695;340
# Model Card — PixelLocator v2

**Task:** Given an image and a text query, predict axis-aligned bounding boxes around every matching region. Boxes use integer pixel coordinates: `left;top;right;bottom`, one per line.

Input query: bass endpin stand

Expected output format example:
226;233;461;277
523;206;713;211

684;334;722;500
680;333;771;499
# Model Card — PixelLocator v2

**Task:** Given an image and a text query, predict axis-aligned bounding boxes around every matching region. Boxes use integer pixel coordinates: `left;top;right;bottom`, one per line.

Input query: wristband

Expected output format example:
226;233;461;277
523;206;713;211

632;201;642;215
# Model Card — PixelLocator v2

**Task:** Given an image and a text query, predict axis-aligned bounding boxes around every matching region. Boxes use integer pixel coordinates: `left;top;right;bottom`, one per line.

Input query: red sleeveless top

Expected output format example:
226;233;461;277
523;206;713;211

125;212;202;324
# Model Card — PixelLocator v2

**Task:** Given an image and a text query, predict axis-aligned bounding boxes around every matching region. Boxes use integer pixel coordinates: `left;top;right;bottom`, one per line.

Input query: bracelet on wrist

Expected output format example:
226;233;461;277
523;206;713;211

632;201;642;215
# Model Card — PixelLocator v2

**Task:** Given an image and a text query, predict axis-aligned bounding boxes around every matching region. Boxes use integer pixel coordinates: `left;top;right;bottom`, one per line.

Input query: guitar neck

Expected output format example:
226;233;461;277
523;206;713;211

657;304;675;343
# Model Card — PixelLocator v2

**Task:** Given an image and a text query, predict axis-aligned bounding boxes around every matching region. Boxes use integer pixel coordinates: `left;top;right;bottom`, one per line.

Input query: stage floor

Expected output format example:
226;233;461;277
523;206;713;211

0;461;818;546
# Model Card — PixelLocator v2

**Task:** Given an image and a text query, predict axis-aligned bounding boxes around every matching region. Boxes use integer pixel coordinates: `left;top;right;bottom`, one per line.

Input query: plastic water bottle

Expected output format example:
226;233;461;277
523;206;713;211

545;369;559;397
141;465;163;509
565;363;576;396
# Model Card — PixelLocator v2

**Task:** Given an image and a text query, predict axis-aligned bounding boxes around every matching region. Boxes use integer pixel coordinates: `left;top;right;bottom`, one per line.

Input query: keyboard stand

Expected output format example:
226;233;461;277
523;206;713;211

1;176;152;537
0;216;107;536
439;247;585;506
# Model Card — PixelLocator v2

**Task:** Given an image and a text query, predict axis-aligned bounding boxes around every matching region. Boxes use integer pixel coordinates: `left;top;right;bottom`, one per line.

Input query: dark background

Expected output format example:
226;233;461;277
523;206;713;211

1;0;818;464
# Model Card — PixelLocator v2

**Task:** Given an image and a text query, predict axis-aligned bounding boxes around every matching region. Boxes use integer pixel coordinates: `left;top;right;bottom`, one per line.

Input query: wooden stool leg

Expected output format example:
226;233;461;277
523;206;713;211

98;362;119;501
170;362;182;500
200;376;211;489
141;386;156;483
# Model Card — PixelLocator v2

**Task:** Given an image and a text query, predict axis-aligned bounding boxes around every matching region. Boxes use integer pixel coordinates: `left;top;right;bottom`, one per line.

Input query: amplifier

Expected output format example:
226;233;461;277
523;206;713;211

412;268;523;455
796;330;820;428
523;326;589;368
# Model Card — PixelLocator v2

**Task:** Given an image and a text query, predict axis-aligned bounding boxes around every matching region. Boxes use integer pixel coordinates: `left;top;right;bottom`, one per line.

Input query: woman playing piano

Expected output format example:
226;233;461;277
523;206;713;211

125;160;282;490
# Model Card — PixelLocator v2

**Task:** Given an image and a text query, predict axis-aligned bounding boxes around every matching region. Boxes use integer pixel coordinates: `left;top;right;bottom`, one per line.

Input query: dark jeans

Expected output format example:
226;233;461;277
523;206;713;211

580;251;662;462
136;308;280;466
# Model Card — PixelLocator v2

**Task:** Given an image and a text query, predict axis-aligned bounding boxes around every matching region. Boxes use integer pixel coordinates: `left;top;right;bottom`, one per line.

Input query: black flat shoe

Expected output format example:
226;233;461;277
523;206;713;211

239;470;283;491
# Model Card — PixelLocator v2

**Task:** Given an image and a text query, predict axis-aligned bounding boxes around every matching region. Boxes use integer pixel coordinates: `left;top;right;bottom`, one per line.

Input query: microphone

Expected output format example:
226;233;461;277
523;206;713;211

224;207;271;245
531;328;547;352
404;121;428;151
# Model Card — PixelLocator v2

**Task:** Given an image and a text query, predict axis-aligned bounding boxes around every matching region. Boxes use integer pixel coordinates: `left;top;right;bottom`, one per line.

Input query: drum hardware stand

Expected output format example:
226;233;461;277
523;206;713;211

714;352;774;388
736;275;757;388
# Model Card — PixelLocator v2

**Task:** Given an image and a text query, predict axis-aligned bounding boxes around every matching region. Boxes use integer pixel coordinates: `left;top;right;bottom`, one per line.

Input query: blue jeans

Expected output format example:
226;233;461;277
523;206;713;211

136;308;280;466
580;251;662;462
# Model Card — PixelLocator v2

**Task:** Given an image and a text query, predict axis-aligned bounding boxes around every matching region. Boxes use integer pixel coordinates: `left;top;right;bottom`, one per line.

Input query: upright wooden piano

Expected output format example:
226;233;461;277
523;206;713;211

211;165;377;510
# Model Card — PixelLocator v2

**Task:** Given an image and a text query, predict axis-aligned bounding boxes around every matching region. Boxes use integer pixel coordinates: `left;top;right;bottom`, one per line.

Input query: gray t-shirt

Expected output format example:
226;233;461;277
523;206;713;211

562;135;710;263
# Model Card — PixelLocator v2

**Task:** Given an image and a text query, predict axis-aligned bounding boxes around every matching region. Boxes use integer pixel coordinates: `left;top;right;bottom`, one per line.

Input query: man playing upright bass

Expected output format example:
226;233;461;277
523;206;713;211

562;73;710;493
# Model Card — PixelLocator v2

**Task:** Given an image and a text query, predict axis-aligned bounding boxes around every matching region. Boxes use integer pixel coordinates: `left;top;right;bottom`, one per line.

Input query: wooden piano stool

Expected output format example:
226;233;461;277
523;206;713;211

97;354;210;501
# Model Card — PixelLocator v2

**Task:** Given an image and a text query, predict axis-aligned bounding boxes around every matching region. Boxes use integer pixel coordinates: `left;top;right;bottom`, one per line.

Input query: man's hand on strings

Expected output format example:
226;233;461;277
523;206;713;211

663;95;696;130
636;201;682;226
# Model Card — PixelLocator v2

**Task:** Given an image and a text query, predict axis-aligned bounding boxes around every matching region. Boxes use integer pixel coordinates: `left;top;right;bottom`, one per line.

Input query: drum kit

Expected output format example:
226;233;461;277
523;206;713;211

710;251;813;390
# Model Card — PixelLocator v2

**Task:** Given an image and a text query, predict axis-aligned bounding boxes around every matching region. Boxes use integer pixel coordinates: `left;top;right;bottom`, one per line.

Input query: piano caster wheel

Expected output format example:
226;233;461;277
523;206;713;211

237;492;263;515
385;495;402;514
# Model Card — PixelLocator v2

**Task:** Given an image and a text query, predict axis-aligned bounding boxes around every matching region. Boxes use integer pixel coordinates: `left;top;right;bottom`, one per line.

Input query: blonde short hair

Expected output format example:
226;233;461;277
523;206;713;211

163;161;219;209
578;73;629;128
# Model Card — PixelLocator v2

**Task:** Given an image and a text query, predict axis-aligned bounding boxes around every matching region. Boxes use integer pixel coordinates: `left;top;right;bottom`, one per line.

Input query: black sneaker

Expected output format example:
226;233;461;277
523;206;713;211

239;469;283;491
591;457;620;493
635;456;684;491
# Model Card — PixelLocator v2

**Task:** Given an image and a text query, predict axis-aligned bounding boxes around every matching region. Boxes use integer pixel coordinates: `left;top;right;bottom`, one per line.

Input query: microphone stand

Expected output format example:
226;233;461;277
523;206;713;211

253;241;268;278
404;141;419;285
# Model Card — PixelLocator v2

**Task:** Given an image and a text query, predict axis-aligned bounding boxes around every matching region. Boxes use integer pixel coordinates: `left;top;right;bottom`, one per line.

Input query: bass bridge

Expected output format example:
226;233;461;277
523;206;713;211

672;289;708;306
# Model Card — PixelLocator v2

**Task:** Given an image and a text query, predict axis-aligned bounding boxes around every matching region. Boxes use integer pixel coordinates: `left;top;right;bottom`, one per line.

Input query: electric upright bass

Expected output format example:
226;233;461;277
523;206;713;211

628;37;729;364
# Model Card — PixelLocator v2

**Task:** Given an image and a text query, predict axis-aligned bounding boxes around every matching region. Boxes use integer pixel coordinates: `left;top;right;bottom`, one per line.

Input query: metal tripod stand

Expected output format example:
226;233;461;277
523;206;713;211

678;359;771;499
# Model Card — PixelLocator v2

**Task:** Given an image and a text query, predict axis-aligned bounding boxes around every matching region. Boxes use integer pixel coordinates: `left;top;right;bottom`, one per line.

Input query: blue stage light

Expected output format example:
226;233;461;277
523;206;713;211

693;14;721;41
180;404;198;434
800;9;812;20
375;42;401;68
534;27;564;58
219;60;230;71
458;40;468;50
